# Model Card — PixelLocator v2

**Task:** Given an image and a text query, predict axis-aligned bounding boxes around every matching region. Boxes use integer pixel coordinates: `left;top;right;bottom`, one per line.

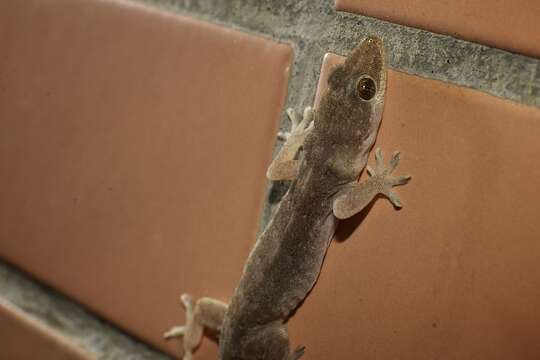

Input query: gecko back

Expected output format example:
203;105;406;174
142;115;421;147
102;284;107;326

165;36;410;360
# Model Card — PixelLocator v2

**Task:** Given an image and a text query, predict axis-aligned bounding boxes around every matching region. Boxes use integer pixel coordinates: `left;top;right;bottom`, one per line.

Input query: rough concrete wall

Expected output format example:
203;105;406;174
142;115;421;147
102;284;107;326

1;0;538;359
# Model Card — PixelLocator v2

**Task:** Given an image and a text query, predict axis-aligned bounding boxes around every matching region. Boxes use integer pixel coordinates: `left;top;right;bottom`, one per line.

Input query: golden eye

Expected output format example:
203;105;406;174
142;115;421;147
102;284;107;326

356;76;377;101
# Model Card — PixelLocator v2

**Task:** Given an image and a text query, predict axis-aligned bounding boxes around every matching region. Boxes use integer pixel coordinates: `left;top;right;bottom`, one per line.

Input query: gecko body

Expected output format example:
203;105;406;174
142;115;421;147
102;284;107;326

165;37;410;360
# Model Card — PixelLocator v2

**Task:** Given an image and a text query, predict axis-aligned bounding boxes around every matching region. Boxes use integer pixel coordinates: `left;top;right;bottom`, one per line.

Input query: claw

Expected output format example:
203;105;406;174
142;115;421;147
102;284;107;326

366;165;375;176
375;147;383;161
388;151;400;173
277;132;290;141
181;293;193;309
289;345;306;360
305;119;314;132
287;108;300;128
164;325;187;339
375;148;384;172
301;107;314;128
385;190;403;208
390;174;411;186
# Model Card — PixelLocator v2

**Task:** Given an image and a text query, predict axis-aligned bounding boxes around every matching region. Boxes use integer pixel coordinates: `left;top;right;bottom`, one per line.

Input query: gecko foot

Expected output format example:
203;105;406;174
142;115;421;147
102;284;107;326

164;293;202;360
277;107;314;144
164;294;193;339
366;148;411;208
267;107;314;181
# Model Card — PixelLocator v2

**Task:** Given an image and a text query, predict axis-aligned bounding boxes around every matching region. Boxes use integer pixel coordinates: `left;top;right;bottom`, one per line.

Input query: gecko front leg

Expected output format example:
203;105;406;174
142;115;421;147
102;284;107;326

266;107;314;181
164;294;227;360
333;148;411;219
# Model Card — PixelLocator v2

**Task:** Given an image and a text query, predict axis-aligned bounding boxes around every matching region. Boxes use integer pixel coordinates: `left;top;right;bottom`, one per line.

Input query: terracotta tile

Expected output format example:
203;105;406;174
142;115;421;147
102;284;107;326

286;53;540;359
0;0;292;357
336;0;540;58
0;299;93;360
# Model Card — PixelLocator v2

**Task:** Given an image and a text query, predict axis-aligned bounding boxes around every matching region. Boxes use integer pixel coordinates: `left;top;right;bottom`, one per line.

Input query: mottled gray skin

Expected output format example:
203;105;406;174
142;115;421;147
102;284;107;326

163;37;402;360
219;37;387;360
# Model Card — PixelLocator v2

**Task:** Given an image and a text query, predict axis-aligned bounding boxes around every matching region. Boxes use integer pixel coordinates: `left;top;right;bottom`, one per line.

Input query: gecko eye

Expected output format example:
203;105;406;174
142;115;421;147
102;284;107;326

356;75;377;101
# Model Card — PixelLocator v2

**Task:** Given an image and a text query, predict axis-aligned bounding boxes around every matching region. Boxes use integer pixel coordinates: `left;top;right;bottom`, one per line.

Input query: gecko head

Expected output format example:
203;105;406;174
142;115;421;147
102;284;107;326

314;36;387;180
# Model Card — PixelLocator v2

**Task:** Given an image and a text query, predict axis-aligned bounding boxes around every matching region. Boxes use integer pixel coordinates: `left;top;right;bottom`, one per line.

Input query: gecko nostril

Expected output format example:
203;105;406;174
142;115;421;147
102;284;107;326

356;76;377;101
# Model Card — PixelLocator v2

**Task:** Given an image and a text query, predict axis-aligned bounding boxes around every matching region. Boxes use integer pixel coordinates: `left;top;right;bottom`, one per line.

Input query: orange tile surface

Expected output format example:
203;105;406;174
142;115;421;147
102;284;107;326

285;53;540;359
336;0;540;58
0;299;92;360
0;0;292;357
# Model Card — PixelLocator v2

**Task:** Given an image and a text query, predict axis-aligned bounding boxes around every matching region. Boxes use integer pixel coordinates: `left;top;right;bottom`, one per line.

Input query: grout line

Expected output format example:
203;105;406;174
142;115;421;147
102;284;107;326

0;260;171;360
0;297;95;359
128;0;540;232
133;0;540;109
2;1;539;359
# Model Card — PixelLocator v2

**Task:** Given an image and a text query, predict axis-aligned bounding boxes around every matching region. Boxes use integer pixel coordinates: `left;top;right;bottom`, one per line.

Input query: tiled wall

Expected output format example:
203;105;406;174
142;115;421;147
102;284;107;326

1;0;539;359
1;0;291;358
336;0;540;58
0;299;92;360
304;54;540;359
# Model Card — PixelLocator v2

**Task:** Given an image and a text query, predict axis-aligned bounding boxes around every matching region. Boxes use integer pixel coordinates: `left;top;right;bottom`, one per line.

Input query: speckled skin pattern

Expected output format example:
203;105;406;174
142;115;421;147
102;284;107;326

164;37;406;360
218;37;387;360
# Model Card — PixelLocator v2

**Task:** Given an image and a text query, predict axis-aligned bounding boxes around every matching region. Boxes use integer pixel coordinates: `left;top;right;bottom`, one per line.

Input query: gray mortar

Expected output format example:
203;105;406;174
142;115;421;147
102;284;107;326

1;0;539;359
0;261;171;359
137;0;540;110
135;0;540;227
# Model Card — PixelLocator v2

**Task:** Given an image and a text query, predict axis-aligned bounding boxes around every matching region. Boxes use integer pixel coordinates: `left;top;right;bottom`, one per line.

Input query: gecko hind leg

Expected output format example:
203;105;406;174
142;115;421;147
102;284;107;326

333;148;411;219
266;107;314;181
164;294;227;360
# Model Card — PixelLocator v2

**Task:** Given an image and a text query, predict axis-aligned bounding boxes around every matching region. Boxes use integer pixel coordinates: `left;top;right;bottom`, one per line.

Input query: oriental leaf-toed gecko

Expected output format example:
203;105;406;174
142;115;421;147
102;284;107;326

165;36;410;360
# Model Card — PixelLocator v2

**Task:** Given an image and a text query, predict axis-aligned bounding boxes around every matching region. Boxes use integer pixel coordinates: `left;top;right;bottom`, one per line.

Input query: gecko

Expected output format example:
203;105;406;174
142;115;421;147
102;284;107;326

164;36;410;360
